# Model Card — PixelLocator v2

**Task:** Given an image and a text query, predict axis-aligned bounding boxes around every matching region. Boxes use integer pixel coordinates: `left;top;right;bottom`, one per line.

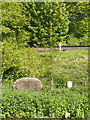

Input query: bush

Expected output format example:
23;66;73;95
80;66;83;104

1;87;89;118
2;41;46;85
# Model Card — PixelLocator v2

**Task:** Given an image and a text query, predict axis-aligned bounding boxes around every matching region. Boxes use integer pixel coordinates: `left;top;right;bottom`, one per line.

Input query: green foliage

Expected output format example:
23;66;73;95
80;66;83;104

2;47;88;118
1;87;88;118
62;34;80;46
66;2;89;46
2;43;46;85
3;47;88;89
1;2;89;46
2;2;29;45
41;50;88;90
22;2;70;47
1;2;89;118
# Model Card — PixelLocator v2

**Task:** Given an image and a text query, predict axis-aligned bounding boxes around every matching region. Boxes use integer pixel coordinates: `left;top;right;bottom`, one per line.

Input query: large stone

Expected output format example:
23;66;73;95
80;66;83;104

14;78;42;91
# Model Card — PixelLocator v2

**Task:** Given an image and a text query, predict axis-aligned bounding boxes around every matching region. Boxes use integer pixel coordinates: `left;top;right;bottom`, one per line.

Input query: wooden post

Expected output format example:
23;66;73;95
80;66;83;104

51;77;54;90
59;42;62;52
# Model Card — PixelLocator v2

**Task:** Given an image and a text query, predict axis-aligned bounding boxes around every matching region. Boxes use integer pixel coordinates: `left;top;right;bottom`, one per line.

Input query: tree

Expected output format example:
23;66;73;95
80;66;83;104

65;2;89;46
2;2;29;46
22;2;70;47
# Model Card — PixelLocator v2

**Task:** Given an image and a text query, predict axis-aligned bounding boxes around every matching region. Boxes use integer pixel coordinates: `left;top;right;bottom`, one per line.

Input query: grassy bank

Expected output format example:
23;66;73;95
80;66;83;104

2;49;89;118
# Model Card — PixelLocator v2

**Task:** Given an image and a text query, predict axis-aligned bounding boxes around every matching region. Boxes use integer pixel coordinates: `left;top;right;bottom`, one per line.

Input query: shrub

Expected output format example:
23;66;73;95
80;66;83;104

2;42;46;85
1;87;89;118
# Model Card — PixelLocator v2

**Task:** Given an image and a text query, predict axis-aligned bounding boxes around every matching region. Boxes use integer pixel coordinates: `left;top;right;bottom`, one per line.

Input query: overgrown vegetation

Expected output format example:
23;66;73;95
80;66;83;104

3;49;88;89
2;49;89;118
1;2;89;119
1;85;89;118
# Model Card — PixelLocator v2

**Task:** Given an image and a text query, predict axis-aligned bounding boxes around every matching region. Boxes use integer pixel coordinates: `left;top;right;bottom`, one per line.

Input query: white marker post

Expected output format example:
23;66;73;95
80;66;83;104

67;81;72;89
59;42;62;52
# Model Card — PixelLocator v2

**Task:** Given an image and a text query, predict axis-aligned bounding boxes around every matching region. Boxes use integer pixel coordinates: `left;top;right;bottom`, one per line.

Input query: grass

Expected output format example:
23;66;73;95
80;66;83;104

39;49;88;90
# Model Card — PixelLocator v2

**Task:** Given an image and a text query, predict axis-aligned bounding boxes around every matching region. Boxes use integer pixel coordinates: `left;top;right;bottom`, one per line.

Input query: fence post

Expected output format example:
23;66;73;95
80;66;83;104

67;81;73;89
59;42;62;52
51;77;54;90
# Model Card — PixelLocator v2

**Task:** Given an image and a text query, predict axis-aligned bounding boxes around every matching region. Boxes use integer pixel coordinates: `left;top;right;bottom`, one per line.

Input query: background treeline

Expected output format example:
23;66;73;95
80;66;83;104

2;2;89;47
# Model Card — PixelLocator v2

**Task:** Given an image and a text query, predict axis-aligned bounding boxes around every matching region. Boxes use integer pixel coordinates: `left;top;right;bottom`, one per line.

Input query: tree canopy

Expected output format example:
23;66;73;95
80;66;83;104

2;2;89;47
